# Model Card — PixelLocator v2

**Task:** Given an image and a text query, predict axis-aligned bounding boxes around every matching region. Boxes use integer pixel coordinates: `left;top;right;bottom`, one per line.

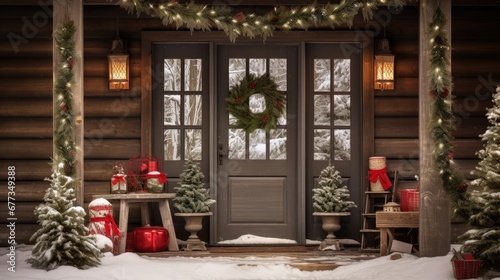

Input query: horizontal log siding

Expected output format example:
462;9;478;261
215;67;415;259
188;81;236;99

1;4;498;245
0;5;151;245
0;5;53;245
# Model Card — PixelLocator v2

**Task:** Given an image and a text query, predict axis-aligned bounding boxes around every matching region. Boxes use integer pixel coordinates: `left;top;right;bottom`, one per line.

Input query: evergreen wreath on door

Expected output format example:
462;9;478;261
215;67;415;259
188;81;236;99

226;74;286;133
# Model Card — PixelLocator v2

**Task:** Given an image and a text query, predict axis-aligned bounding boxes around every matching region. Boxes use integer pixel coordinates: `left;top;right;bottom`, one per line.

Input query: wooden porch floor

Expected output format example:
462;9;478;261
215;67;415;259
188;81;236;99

135;245;379;271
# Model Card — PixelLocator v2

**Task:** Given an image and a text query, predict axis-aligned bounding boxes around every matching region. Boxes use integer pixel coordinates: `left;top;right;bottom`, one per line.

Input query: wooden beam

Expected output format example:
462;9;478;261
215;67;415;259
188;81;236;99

53;0;84;206
418;0;451;257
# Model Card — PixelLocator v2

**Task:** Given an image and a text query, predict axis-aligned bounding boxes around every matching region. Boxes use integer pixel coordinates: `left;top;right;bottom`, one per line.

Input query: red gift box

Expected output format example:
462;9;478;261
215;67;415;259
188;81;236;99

131;226;169;252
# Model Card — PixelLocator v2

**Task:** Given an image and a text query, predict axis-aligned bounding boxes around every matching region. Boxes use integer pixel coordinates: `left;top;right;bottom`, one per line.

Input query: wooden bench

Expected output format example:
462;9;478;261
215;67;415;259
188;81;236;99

92;193;179;254
376;211;419;256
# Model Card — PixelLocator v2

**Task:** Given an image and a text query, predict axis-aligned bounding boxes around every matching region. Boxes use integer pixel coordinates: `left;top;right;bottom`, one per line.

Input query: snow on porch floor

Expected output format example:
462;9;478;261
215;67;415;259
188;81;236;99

136;243;379;272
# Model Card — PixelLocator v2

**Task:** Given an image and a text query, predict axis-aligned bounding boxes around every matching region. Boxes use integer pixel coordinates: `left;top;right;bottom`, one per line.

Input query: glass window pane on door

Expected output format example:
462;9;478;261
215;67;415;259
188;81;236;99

250;58;266;77
333;59;350;92
334;129;350;160
270;58;287;91
164;95;180;125
185;59;202;91
314;129;330;160
185;129;202;160
164;58;181;91
314;95;330;126
278;96;287;126
229;58;246;89
270;129;286;160
228;128;246;160
314;59;331;92
184;94;202;126
164;129;181;160
333;95;350;126
249;129;266;160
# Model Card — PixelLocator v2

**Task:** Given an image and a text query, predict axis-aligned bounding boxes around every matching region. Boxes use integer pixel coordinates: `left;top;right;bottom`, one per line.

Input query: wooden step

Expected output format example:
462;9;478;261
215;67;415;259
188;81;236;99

359;247;380;252
362;213;376;218
360;229;380;233
364;191;391;194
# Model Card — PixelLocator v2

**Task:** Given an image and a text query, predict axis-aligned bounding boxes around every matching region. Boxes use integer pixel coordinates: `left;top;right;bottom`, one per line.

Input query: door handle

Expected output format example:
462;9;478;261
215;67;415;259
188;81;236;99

218;136;226;165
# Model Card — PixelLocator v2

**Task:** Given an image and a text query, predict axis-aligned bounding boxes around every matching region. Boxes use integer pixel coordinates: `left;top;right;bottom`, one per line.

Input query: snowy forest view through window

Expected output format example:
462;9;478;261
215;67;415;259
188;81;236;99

163;58;203;160
313;58;351;161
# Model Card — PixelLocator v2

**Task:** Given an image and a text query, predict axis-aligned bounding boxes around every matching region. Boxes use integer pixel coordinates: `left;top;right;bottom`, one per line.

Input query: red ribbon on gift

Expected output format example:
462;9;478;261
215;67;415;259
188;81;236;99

146;172;167;184
90;214;121;237
112;174;126;185
369;167;392;190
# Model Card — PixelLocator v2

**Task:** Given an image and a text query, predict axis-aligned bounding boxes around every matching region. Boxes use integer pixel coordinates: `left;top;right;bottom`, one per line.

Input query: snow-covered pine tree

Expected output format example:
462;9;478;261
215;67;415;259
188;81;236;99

173;159;216;213
27;162;100;270
312;162;357;212
460;86;500;271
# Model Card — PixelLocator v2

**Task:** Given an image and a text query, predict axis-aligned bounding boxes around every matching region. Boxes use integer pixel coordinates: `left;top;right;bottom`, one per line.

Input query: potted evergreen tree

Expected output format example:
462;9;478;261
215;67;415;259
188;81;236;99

312;162;356;250
173;159;215;251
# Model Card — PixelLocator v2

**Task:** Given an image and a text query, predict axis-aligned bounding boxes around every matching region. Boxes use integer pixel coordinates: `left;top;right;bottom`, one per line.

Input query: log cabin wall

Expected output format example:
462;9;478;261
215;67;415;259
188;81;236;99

0;2;499;245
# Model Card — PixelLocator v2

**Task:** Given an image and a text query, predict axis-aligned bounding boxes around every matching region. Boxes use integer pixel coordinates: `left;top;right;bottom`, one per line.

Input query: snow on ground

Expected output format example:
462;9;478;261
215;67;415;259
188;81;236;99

1;240;496;280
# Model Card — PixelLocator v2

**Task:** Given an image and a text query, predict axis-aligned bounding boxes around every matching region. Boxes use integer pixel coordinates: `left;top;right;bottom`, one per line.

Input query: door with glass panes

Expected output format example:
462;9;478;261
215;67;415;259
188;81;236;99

152;43;210;214
216;44;298;242
306;43;362;241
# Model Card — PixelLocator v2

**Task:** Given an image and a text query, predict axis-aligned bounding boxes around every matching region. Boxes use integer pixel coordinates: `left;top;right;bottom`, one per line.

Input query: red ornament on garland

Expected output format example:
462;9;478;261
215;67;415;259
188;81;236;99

261;114;269;123
234;12;245;22
440;88;449;98
249;81;256;89
447;152;454;160
459;183;468;192
276;99;281;110
60;104;68;112
234;96;242;103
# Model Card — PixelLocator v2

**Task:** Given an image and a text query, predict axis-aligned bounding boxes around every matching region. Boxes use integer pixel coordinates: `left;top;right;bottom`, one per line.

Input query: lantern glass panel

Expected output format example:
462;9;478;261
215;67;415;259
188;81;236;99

108;54;129;90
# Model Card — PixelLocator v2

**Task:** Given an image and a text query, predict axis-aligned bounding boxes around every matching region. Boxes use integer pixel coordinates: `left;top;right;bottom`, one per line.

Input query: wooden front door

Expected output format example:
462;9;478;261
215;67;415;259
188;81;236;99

215;44;299;242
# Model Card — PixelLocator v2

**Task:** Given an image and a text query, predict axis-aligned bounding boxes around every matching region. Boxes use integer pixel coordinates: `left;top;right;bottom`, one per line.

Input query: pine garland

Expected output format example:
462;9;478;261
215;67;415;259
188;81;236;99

54;19;77;176
119;0;407;42
226;74;285;133
427;6;466;205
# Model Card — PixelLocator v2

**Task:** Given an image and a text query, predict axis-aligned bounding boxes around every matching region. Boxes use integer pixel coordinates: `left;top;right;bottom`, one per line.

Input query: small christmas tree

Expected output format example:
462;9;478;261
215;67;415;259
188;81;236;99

173;159;215;213
27;162;100;270
312;162;356;212
460;86;500;271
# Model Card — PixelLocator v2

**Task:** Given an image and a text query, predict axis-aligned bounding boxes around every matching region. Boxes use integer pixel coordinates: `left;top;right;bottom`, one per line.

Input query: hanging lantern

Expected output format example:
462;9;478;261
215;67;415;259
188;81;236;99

108;36;129;90
374;38;395;91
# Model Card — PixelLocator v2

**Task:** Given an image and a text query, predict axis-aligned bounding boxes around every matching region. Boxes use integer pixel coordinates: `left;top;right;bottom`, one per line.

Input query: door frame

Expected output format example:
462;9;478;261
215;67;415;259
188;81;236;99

141;31;375;245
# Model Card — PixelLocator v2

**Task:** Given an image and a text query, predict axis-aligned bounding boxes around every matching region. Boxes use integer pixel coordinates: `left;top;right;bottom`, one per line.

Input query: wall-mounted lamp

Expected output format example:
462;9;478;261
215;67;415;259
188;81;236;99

374;38;395;91
107;25;129;90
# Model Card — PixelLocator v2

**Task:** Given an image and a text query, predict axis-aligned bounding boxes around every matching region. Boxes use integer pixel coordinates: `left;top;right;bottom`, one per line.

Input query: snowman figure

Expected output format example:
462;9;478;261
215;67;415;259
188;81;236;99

88;198;122;255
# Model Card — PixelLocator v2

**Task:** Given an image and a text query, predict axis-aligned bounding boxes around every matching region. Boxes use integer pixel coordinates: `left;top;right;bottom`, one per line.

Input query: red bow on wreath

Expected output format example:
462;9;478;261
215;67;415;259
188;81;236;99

369;167;392;190
90;214;121;237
